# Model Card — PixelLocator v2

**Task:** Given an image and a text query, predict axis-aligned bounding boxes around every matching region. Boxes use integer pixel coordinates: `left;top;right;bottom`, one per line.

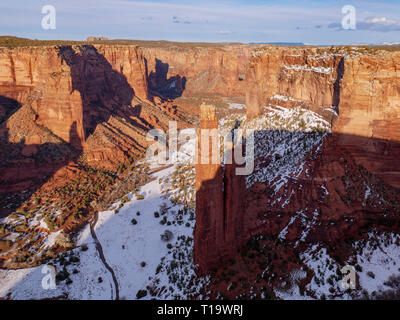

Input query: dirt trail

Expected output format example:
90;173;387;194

89;212;120;300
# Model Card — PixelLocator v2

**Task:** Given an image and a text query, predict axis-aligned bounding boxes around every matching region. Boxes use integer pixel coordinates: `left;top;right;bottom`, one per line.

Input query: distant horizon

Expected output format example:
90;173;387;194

1;1;400;46
1;35;399;47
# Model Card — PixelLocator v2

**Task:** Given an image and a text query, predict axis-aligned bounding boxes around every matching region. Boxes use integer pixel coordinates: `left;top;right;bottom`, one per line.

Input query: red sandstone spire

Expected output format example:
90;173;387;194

194;104;246;274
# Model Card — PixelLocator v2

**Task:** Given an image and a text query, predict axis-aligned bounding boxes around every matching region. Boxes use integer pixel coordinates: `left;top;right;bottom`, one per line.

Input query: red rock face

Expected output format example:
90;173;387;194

244;133;400;258
0;45;149;150
194;105;224;272
197;46;400;275
0;44;174;206
245;81;263;119
245;47;345;118
245;47;400;189
222;161;246;251
0;44;252;175
1;43;399;274
194;105;246;273
142;45;251;99
333;52;400;189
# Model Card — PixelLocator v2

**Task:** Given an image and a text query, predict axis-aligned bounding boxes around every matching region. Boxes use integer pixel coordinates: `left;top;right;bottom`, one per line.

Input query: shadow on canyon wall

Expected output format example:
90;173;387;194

0;95;22;125
332;57;345;113
0;112;82;217
146;58;186;101
57;45;153;138
0;45;185;216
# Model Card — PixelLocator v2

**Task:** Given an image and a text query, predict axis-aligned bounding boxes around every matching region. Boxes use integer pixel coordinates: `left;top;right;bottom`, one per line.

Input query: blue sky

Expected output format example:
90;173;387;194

0;0;399;44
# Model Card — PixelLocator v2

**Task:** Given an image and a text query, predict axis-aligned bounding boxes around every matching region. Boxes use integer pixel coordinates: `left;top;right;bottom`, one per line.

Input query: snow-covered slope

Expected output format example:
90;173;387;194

0;135;207;300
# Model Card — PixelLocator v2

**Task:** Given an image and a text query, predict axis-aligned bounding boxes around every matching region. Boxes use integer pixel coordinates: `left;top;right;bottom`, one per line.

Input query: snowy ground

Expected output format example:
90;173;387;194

353;231;400;296
220;104;330;197
0;133;207;300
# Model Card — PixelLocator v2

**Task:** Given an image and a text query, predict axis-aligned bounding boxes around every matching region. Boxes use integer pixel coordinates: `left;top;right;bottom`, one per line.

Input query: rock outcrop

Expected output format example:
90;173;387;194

194;104;245;273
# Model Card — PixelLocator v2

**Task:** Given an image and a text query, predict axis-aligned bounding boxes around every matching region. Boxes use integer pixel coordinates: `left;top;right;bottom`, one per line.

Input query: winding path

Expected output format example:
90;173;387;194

89;212;120;300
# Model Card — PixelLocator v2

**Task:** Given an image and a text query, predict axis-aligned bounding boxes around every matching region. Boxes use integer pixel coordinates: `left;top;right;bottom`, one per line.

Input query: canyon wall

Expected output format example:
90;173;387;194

1;42;399;273
334;52;400;188
142;45;251;100
0;43;251;161
0;44;167;197
245;47;400;189
238;46;400;264
245;47;344;117
0;45;149;147
0;42;251;208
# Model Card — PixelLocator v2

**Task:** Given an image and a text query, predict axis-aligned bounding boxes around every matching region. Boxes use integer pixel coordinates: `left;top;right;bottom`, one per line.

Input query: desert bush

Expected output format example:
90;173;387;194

161;230;174;242
136;290;147;299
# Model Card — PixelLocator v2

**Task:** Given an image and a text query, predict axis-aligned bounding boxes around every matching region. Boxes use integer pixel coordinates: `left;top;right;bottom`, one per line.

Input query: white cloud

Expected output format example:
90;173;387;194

328;16;400;32
216;30;232;35
364;17;397;24
359;16;400;32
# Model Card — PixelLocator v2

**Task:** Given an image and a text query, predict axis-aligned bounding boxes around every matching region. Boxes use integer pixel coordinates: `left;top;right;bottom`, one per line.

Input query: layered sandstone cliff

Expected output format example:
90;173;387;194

245;46;400;189
0;45;149;147
245;47;344;117
0;42;255;199
0;44;170;198
334;52;400;188
142;45;251;100
194;46;400;274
